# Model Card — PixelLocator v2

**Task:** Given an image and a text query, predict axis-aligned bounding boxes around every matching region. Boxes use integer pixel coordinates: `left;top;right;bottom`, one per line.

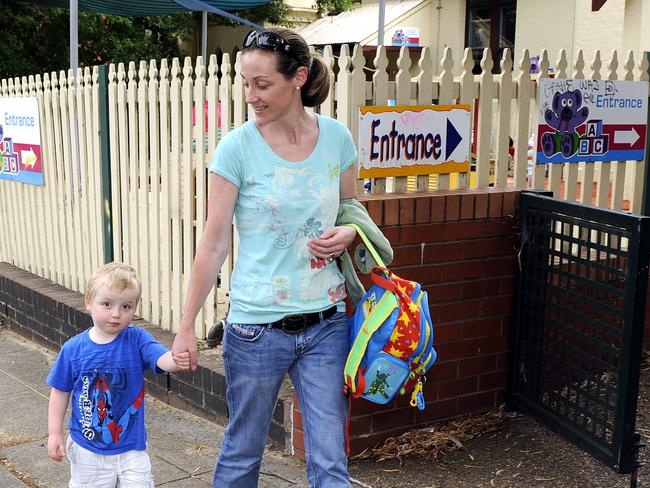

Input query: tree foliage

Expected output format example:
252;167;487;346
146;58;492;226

77;13;194;66
0;0;360;80
0;2;69;79
0;1;194;79
315;0;358;16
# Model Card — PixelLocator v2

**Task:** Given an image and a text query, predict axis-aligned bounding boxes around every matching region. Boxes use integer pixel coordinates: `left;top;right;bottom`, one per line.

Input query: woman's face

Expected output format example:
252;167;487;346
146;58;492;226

241;50;300;126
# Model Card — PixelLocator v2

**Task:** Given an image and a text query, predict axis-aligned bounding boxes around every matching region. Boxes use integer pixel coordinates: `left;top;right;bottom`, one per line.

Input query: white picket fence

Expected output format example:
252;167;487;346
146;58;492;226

1;46;648;335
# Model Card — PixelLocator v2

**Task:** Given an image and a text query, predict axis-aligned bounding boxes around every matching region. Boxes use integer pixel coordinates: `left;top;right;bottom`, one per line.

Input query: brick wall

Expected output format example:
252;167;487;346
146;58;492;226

293;188;520;458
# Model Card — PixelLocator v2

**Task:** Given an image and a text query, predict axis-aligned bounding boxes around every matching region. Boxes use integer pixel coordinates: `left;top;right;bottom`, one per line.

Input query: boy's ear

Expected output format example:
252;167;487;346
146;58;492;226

84;298;91;311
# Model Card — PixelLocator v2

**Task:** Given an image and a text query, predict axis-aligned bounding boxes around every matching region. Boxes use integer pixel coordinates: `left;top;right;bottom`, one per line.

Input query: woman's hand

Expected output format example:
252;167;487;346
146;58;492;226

308;225;357;261
172;328;198;372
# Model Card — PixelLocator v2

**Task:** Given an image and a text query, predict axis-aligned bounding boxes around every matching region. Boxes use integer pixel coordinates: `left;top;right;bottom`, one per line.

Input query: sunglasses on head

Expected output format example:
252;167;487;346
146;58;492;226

243;30;292;54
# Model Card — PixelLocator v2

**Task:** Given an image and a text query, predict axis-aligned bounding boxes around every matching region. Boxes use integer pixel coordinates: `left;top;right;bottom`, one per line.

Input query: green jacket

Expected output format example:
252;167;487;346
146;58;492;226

336;198;394;307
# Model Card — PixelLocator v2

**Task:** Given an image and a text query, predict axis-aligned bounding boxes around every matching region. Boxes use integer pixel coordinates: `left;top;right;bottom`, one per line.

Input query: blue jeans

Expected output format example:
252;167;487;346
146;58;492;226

213;311;350;488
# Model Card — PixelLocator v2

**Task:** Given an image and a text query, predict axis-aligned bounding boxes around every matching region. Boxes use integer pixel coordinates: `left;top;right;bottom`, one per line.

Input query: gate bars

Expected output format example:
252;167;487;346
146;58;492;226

510;191;650;474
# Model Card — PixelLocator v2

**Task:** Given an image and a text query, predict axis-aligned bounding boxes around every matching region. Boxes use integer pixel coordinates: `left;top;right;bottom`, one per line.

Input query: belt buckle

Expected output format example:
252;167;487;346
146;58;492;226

281;314;307;334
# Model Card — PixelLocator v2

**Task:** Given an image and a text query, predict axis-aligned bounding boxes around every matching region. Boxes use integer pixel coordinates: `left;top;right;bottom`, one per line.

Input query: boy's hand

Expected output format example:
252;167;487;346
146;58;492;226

47;434;66;462
172;328;198;371
173;351;191;370
47;388;70;462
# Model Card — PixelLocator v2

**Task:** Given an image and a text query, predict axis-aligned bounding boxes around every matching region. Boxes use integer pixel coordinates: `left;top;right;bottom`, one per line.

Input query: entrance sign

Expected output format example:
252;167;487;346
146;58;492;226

0;97;43;186
358;105;471;178
536;78;648;163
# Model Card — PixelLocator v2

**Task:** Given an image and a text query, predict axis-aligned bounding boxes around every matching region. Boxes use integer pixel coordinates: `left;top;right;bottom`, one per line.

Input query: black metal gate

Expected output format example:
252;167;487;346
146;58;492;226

510;191;650;473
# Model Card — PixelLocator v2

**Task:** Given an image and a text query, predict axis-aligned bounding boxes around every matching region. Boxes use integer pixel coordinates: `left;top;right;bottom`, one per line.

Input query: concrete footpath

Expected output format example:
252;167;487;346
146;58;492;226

0;325;310;488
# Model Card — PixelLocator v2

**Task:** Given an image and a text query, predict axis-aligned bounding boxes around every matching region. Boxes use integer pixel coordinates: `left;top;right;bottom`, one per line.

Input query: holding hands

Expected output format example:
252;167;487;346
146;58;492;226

173;351;191;371
172;328;198;372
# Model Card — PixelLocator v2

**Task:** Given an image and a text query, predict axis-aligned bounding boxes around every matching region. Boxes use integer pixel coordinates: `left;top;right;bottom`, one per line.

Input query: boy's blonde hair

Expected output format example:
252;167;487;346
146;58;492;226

85;262;142;305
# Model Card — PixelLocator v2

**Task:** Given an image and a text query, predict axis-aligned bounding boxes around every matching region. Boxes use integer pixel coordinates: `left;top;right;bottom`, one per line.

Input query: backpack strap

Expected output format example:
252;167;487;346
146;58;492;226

344;223;386;268
343;289;398;394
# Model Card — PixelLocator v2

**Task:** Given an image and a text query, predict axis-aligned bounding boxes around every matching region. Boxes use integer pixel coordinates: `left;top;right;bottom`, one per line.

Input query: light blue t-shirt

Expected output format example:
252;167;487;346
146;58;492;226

210;114;357;324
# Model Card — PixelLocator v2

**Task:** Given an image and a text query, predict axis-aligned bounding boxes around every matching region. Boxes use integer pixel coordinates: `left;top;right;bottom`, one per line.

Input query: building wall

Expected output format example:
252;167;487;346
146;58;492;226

622;0;642;54
514;0;576;69
622;0;650;54
370;0;466;76
368;1;434;48
434;0;465;74
573;0;625;56
636;0;650;53
207;24;250;59
515;0;633;72
279;0;319;28
289;0;317;11
196;0;643;75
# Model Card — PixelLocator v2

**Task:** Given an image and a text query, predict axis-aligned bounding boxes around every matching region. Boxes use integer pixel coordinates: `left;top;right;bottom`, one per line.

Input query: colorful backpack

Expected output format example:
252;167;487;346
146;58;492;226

343;224;437;410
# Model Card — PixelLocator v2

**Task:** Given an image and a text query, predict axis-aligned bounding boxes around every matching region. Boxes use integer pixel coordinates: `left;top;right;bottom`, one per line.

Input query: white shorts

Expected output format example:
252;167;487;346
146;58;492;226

66;436;155;488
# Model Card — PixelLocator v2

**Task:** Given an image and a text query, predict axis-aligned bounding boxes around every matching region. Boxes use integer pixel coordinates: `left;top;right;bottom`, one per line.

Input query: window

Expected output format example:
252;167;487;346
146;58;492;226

466;0;516;73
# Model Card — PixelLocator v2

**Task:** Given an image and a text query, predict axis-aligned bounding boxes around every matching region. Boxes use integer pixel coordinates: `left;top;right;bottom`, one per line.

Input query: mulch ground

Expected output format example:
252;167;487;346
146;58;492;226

348;353;650;488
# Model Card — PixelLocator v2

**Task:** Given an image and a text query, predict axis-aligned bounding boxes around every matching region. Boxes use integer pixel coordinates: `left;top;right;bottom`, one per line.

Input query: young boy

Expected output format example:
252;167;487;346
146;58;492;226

46;262;190;487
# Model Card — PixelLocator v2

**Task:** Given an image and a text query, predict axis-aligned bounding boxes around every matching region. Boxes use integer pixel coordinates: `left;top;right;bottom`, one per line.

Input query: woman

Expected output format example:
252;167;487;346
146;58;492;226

172;27;358;487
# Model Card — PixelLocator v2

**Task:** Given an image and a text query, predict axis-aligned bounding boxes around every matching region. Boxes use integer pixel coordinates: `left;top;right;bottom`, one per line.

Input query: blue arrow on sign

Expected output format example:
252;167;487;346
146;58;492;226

446;118;462;160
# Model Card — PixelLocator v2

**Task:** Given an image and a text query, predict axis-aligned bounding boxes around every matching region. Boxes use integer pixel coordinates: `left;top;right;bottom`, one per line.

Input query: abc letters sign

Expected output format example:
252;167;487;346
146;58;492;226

536;78;648;164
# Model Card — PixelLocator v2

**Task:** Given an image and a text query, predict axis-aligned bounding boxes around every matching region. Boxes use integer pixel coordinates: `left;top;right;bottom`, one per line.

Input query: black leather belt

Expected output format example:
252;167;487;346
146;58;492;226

267;306;338;334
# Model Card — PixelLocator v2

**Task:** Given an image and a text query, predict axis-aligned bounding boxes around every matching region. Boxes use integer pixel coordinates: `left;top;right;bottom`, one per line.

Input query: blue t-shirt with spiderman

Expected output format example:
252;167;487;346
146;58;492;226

46;326;167;455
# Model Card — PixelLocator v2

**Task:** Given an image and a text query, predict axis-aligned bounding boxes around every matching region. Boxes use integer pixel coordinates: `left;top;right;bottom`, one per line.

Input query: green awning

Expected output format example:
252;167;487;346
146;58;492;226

29;0;270;15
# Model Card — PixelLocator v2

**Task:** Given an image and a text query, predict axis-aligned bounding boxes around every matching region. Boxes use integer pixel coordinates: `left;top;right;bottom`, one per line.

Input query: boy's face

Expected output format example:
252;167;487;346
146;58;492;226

85;285;139;341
